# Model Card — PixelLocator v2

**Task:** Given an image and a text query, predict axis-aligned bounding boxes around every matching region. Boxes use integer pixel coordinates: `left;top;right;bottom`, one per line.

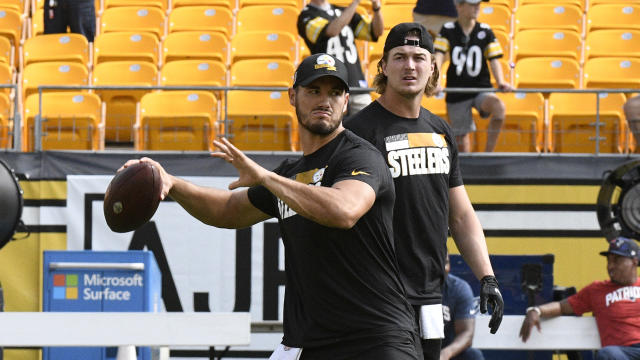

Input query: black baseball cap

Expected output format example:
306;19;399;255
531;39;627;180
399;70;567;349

293;53;349;92
600;236;640;265
383;22;434;54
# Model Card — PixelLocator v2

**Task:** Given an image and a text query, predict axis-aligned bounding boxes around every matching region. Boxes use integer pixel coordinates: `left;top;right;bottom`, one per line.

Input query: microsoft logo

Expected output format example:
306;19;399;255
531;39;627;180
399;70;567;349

53;274;78;300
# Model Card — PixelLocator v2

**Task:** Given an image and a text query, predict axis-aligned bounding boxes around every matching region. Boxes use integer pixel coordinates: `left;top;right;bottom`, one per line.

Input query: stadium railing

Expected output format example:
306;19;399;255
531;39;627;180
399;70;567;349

15;85;638;154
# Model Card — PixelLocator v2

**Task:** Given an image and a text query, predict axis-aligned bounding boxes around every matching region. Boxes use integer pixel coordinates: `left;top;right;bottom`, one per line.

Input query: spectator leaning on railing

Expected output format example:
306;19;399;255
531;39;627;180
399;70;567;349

433;0;512;153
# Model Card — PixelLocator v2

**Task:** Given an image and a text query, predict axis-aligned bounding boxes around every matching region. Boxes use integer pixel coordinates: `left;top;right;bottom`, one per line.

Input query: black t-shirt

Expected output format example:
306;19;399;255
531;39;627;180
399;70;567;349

344;102;463;306
434;21;503;103
248;130;415;351
298;3;377;88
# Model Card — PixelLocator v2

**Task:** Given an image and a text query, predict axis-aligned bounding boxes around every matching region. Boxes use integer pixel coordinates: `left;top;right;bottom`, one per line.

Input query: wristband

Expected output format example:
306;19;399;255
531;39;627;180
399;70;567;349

526;306;541;316
372;6;380;11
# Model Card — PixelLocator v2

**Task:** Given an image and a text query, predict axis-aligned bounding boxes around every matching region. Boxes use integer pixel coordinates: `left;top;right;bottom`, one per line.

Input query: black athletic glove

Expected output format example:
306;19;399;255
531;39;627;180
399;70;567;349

480;275;504;334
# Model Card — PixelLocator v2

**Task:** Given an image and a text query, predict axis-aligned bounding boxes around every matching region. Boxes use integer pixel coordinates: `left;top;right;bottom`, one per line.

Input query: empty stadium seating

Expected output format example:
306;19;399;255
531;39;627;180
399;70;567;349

548;92;627;153
235;5;298;34
137;91;217;151
94;32;159;65
230;59;294;87
0;92;11;148
584;30;640;60
161;60;226;87
478;4;511;34
513;30;582;62
514;4;583;33
22;62;89;99
100;7;166;39
514;58;580;89
226;90;297;151
230;31;297;63
168;6;234;38
23;92;103;151
474;92;545;152
583;58;640;89
93;61;158;143
162;31;228;64
586;4;640;33
23;33;89;67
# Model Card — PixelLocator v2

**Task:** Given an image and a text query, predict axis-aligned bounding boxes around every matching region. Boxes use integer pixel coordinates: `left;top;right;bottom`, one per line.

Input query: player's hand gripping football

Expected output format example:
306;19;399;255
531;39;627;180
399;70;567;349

480;275;504;334
119;157;174;201
212;137;271;190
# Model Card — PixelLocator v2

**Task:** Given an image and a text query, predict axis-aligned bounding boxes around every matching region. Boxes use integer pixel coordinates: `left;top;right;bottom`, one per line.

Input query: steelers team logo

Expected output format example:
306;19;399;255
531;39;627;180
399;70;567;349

478;31;486;40
316;54;335;66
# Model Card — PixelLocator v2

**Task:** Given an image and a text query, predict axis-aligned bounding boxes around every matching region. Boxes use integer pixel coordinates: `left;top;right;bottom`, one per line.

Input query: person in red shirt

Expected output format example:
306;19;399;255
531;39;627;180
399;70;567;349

519;236;640;360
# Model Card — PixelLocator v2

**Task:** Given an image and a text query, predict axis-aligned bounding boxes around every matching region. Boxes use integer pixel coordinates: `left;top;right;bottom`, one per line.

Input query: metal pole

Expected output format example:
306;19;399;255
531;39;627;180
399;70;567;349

34;88;43;151
595;93;601;155
11;84;20;151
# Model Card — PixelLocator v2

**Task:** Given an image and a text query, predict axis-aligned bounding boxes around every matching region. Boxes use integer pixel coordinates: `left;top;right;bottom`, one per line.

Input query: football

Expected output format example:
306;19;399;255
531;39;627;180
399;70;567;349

104;162;163;233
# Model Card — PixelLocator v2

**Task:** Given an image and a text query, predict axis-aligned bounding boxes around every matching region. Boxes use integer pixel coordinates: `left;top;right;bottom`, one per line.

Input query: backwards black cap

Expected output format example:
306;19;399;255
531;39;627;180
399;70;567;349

293;53;349;92
383;22;434;54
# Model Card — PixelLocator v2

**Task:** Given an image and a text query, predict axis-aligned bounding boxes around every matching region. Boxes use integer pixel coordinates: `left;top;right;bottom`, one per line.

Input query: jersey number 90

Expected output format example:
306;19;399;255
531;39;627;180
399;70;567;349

452;45;482;77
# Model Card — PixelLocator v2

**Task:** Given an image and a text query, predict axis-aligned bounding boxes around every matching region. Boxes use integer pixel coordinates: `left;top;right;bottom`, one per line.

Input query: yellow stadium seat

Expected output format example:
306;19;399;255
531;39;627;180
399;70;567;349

0;36;12;66
583;57;640;89
231;31;297;63
238;0;299;8
0;0;24;14
230;59;294;87
421;92;447;120
163;31;228;64
226;90;297;151
587;4;640;32
171;0;233;9
94;32;159;65
31;8;44;37
100;7;165;40
0;93;11;148
513;29;581;62
236;5;298;34
168;6;233;39
380;5;414;30
585;30;640;60
23;33;89;67
368;29;390;64
93;61;158;142
0;9;21;60
366;57;380;89
519;0;585;12
103;0;167;11
514;57;580;88
514;4;583;33
161;59;226;86
23;92;103;151
548;92;626;153
590;0;640;5
474;92;545;152
478;4;511;34
22;62;89;99
0;62;13;96
136;91;217;151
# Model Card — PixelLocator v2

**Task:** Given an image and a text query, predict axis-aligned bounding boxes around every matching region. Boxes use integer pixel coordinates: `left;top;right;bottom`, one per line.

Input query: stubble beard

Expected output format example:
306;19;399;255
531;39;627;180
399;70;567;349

295;102;341;136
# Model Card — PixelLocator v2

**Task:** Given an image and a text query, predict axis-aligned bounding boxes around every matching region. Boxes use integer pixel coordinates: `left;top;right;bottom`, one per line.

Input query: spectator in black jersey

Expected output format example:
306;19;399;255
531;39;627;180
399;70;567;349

433;0;512;153
119;54;420;360
44;0;96;42
298;0;383;116
344;22;503;360
624;95;640;152
412;0;457;38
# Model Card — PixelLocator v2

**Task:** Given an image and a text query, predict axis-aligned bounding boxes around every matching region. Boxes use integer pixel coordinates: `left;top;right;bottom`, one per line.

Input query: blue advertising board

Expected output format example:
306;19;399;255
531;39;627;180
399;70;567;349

43;251;161;360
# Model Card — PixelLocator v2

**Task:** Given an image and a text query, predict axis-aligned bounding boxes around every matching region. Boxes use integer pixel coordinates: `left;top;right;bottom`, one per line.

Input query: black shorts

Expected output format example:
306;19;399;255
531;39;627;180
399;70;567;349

300;330;420;360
